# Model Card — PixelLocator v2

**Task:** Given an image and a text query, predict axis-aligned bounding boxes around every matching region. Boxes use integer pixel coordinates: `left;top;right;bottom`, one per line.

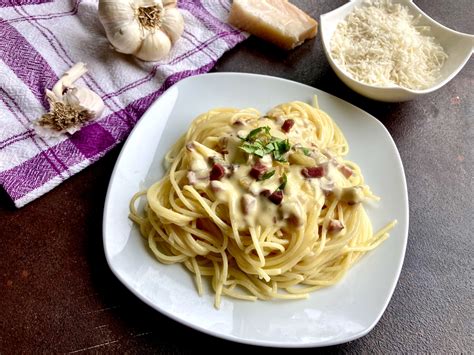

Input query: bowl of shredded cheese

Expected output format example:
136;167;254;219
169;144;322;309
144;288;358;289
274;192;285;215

320;0;474;102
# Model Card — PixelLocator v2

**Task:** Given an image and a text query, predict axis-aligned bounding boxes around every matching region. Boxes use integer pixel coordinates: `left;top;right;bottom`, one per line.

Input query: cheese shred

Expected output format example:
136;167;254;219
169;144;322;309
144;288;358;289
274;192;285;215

330;0;448;90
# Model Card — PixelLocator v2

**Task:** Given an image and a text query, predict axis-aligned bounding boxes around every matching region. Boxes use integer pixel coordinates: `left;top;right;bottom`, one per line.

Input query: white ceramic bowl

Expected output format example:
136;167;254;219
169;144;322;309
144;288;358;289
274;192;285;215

320;0;474;102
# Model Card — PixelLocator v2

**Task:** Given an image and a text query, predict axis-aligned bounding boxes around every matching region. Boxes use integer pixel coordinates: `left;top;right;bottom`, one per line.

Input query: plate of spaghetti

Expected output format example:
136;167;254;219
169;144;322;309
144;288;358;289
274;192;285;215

103;73;408;347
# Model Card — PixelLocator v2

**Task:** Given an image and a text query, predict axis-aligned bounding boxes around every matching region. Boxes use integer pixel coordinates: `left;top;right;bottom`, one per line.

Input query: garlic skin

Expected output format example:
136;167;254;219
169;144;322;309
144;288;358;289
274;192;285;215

63;87;104;119
33;63;105;138
98;0;184;62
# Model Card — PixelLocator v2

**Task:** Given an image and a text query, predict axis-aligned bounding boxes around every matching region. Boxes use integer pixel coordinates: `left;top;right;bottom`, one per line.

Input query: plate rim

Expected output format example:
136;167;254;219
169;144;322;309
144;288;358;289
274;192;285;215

102;72;409;348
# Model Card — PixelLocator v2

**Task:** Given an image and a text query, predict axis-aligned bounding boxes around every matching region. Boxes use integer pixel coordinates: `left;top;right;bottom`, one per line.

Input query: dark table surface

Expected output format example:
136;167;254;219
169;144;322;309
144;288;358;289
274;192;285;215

1;0;473;353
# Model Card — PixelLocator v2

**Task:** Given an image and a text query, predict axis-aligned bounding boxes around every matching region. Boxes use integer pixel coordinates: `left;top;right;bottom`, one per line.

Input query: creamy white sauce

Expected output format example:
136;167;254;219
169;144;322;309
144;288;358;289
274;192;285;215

185;113;360;230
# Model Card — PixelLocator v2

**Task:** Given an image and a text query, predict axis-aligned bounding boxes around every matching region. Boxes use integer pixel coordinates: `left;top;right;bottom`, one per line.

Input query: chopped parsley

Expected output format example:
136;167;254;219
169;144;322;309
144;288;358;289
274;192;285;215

299;147;311;156
240;126;271;141
239;126;291;161
277;173;287;191
240;141;267;157
271;139;291;162
258;170;275;181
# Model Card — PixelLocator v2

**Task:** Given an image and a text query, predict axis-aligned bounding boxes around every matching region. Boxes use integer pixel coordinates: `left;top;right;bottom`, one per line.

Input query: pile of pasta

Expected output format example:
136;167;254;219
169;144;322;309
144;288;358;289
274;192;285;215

130;100;395;308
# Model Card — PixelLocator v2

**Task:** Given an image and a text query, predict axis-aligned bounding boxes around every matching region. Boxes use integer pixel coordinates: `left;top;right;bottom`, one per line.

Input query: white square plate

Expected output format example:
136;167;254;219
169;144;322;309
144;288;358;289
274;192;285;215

103;73;409;347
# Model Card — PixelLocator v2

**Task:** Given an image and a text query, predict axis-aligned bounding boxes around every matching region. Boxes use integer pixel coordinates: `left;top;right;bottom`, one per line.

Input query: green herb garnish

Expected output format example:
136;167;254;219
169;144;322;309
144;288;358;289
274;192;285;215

259;170;275;181
239;126;291;162
272;139;291;162
240;141;267;157
277;173;288;191
300;147;311;156
243;126;271;141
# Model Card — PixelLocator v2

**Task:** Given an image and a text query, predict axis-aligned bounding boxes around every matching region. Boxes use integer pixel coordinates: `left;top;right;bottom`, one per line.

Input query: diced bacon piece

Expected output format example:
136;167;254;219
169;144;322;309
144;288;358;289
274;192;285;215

187;171;197;185
281;201;304;226
249;162;268;180
210;180;225;192
281;119;295;133
241;194;257;215
210;163;225;181
260;189;272;198
320;179;334;196
228;0;318;50
249;183;260;196
273;115;286;125
328;219;344;233
268;190;283;205
208;156;226;166
339;164;353;178
301;165;325;178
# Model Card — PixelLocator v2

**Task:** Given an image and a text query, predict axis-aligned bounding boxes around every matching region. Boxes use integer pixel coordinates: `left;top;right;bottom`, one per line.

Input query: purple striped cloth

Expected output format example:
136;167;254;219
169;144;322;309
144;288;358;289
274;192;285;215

0;0;246;207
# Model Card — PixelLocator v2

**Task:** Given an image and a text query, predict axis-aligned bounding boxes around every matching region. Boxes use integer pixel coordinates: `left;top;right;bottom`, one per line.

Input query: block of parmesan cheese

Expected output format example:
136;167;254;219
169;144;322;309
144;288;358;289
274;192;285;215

228;0;318;50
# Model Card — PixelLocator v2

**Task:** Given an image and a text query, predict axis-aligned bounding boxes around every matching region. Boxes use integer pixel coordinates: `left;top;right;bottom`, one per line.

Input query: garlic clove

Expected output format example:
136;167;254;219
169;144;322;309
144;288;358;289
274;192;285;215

107;20;143;55
34;63;104;138
63;87;105;118
134;0;162;8
45;89;60;104
161;7;184;44
52;62;88;98
98;0;136;25
162;0;177;8
135;30;171;61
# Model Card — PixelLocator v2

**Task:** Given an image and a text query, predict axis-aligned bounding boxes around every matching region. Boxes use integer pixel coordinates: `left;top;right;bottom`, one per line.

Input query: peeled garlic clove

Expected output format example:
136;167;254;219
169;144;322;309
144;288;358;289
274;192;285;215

161;7;184;44
64;87;105;118
135;30;171;61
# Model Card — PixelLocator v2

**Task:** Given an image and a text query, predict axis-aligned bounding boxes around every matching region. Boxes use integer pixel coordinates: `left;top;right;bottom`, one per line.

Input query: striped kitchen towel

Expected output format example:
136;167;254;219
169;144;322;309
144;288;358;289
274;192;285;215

0;0;246;207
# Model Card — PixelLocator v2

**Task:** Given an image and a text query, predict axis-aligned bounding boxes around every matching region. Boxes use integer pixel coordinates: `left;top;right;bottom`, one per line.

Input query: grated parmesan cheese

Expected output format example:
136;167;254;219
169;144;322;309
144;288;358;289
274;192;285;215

330;0;448;90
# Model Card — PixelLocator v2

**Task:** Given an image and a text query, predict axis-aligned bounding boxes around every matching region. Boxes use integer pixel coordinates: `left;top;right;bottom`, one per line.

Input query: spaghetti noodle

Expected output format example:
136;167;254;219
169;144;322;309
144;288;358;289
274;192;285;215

130;100;395;308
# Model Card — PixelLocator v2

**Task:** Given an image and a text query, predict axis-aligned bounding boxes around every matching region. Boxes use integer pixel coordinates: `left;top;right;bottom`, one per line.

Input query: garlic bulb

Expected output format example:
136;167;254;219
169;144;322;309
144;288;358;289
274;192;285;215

34;63;105;138
98;0;184;61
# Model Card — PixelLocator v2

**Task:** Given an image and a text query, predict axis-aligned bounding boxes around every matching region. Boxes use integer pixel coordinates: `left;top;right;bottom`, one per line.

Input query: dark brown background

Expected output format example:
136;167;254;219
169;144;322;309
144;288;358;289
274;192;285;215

1;1;472;353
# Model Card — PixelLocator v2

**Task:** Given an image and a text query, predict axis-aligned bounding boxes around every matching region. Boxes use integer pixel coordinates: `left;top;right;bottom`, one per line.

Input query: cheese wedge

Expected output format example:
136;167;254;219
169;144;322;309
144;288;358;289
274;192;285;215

228;0;318;50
